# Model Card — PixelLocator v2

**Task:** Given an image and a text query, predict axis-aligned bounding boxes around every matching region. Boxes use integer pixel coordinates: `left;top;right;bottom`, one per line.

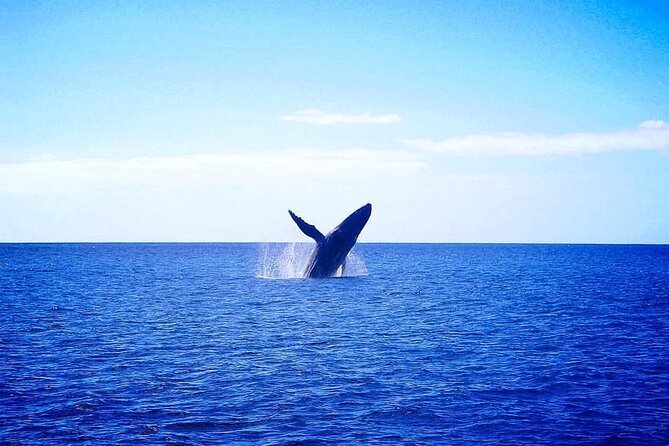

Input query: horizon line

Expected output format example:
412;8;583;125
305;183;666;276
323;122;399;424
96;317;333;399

1;241;667;246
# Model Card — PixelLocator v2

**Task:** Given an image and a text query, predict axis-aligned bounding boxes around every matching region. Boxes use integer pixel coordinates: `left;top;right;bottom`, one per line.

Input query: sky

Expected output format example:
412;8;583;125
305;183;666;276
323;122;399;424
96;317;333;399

1;0;668;243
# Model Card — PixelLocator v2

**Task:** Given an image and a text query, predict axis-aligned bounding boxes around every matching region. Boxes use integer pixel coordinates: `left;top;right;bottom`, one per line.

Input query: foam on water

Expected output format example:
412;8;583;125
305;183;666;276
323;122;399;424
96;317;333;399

256;243;367;279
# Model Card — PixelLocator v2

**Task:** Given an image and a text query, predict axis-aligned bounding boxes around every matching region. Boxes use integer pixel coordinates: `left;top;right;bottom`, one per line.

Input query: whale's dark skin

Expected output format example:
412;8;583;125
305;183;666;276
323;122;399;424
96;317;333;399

288;203;372;278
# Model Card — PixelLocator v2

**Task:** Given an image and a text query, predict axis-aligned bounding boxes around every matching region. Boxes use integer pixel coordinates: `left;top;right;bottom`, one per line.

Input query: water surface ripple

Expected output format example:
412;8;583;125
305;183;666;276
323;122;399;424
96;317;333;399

1;243;668;445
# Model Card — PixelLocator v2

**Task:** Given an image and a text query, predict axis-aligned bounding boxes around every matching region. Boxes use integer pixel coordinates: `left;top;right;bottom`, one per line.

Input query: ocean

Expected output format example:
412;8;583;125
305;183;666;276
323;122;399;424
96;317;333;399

1;243;668;445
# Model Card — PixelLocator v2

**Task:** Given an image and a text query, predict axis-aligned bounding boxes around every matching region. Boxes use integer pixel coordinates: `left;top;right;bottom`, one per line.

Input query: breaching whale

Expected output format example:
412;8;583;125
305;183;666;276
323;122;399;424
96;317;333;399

288;203;372;278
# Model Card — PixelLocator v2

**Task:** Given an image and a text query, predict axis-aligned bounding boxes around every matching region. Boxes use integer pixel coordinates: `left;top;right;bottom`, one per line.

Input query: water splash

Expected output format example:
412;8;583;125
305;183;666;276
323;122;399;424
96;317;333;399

256;243;311;279
256;243;368;279
342;250;368;277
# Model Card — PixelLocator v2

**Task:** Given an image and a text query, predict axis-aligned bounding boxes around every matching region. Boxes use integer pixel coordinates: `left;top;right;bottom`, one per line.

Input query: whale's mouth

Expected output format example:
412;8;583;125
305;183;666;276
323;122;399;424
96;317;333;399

256;243;368;279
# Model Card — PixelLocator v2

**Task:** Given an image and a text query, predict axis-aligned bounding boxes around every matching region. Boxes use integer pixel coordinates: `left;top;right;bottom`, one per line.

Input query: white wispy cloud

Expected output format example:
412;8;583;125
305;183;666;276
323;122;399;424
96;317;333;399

0;148;426;194
280;108;400;125
403;120;669;156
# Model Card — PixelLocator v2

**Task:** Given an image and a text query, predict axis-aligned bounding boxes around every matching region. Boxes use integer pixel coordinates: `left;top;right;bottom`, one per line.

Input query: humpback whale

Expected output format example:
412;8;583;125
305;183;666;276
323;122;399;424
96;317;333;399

289;203;372;278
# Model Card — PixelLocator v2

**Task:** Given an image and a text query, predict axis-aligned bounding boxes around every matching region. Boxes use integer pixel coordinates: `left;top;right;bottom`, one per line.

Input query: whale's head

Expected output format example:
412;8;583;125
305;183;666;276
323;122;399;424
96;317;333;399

339;203;372;239
326;203;372;252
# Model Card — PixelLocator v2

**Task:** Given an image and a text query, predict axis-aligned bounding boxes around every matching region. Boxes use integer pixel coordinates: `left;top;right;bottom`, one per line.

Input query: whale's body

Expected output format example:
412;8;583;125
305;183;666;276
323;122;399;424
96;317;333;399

289;203;372;278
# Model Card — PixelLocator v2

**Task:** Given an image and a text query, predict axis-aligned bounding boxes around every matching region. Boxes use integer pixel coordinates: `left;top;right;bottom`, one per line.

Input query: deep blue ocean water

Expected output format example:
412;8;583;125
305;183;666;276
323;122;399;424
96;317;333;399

1;243;668;445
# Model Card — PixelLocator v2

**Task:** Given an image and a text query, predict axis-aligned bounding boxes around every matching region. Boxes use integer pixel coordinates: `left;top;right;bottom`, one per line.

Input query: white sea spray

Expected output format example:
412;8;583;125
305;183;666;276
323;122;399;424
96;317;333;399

256;243;367;279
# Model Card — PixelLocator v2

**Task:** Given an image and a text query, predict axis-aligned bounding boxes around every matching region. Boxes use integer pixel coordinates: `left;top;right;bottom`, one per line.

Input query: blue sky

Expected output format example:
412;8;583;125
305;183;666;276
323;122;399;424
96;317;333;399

1;0;668;242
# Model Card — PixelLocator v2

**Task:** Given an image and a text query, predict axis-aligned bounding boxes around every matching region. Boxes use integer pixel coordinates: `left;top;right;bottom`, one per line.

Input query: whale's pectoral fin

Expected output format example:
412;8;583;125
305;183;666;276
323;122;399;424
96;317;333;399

289;210;325;243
